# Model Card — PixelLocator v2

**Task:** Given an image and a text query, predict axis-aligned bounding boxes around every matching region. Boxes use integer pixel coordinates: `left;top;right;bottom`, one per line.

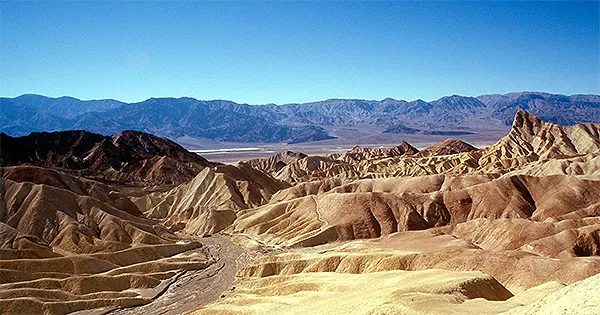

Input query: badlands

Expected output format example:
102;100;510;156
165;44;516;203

1;110;600;314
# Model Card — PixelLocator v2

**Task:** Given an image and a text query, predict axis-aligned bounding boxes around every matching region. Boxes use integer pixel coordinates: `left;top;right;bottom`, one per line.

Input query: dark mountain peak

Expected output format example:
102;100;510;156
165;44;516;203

146;96;176;102
406;99;432;112
110;129;212;165
436;94;465;100
398;141;419;154
0;130;108;168
1;129;214;184
323;98;364;102
415;138;477;157
430;95;485;109
55;96;80;101
14;93;53;100
410;99;428;104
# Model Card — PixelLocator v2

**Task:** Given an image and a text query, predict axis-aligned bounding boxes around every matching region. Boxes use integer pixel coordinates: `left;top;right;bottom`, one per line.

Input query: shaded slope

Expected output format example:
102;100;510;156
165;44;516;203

0;130;215;185
415;138;478;157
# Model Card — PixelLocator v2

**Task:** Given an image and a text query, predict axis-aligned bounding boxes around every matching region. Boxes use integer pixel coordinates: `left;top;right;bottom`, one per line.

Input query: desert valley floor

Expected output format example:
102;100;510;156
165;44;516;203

1;110;600;314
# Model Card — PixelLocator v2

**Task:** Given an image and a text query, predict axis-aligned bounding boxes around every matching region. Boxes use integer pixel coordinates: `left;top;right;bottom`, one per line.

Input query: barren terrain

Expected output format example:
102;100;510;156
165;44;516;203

1;110;600;314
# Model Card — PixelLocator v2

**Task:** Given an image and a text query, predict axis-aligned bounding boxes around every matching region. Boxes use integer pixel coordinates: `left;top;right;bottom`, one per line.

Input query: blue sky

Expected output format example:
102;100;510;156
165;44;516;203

1;1;598;104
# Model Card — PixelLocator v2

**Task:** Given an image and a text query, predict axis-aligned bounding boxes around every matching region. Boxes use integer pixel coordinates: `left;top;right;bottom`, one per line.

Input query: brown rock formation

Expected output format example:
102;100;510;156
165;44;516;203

247;151;307;174
0;130;216;185
415;138;478;157
137;163;289;236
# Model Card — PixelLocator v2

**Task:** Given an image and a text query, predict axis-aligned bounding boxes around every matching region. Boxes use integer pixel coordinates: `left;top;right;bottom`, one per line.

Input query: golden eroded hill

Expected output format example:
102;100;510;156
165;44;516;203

229;174;600;252
135;163;289;236
0;167;215;314
191;231;600;314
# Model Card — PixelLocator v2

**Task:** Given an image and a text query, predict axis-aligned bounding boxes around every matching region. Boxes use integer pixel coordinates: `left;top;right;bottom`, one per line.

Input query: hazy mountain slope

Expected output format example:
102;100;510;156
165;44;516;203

478;92;600;126
8;94;126;119
0;98;70;135
2;92;598;143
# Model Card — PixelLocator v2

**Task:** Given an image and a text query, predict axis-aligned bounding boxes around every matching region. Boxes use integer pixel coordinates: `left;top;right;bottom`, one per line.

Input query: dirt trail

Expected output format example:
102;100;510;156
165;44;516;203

102;234;257;315
310;195;328;228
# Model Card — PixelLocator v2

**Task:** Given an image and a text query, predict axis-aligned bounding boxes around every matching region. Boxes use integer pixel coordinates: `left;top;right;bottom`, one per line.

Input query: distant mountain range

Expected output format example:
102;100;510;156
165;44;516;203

1;92;599;143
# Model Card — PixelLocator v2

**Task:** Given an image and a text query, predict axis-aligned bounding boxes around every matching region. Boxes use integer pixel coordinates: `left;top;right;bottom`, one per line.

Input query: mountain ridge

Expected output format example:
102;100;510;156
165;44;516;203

1;91;599;143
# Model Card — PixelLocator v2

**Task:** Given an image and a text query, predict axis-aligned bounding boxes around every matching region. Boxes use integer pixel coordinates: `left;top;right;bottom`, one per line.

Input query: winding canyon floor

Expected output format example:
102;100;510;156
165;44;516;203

105;234;255;315
2;110;600;314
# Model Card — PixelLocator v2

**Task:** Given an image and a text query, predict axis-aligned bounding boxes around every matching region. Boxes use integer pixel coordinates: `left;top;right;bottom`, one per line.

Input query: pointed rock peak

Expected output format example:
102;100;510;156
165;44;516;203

512;109;542;130
398;141;419;154
112;130;162;146
278;151;308;159
439;138;464;144
416;138;477;157
431;138;476;150
113;129;144;138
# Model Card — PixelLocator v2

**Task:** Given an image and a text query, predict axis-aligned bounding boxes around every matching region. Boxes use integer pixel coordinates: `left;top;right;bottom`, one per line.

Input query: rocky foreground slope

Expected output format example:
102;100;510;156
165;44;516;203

0;166;211;314
0;110;599;314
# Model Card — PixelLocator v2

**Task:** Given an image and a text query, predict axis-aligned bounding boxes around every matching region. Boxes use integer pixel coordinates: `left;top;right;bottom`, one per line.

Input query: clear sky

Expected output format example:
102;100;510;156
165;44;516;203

1;1;598;104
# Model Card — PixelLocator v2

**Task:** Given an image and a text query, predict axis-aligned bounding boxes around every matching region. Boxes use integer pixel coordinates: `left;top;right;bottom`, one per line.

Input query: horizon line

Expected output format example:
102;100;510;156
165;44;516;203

2;90;599;106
